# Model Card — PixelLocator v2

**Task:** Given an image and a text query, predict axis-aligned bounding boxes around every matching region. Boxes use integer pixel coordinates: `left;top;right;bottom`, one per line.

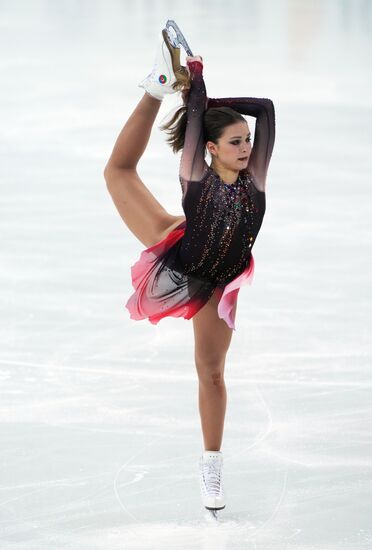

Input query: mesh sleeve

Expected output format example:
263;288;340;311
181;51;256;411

179;61;208;183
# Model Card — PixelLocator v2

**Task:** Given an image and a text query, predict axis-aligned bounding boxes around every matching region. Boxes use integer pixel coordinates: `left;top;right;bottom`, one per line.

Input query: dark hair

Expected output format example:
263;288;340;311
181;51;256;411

160;104;247;156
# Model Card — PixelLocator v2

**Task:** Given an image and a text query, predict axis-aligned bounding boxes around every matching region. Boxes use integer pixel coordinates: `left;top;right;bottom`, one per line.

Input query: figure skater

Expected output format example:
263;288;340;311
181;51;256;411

104;25;275;514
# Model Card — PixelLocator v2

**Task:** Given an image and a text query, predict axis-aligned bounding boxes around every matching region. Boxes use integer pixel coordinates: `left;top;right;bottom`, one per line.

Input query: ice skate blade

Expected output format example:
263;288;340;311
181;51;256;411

206;508;220;520
165;19;193;56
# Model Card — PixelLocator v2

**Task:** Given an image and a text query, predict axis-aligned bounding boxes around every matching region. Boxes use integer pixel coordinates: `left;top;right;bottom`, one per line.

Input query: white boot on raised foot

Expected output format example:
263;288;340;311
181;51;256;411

199;450;226;510
139;29;183;101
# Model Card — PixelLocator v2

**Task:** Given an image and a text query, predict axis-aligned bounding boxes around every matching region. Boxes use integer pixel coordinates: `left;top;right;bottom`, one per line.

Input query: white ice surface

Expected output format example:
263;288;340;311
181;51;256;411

1;1;372;548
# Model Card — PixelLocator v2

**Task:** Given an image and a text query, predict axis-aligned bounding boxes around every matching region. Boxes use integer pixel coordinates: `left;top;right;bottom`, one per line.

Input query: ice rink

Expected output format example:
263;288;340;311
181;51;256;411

1;0;372;548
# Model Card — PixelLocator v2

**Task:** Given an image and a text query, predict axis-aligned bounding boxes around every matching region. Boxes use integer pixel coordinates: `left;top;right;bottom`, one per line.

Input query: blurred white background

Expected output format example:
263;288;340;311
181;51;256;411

0;1;371;548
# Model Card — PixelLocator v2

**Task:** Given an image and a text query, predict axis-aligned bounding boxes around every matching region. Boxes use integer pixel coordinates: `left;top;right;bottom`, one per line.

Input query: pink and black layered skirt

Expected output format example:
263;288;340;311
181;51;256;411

125;220;255;331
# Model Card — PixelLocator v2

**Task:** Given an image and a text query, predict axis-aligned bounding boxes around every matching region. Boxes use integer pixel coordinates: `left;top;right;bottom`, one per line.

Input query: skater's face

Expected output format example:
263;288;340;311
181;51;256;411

207;121;251;171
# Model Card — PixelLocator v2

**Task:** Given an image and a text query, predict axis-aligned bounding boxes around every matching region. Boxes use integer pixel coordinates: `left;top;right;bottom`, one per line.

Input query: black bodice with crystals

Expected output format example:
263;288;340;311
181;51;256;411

179;166;266;286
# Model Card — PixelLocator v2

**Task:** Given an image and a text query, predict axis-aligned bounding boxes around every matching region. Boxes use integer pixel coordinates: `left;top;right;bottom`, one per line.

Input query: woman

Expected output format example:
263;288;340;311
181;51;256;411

104;26;275;513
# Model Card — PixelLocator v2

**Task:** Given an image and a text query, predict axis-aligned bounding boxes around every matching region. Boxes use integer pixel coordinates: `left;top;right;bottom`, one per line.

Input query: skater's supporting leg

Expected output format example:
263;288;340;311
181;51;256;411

197;361;227;451
104;93;184;247
192;289;237;451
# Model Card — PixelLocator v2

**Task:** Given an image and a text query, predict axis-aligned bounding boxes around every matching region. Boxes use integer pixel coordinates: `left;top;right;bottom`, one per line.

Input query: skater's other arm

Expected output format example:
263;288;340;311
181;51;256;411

179;58;208;183
207;97;275;192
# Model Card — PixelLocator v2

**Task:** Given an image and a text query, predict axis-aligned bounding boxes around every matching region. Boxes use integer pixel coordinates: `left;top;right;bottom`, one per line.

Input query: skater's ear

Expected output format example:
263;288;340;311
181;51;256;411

206;140;218;156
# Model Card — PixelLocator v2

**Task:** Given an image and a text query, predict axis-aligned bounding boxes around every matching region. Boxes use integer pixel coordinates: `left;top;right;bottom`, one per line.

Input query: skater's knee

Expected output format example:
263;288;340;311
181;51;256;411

195;354;225;386
210;370;224;387
104;165;136;189
198;368;225;388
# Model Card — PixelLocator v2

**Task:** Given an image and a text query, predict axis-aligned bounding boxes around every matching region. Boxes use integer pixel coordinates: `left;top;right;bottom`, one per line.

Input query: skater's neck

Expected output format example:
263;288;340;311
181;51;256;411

210;161;239;185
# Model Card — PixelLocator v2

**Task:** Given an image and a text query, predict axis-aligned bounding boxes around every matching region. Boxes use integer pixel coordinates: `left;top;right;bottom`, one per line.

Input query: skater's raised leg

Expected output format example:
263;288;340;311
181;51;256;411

104;29;188;247
104;94;183;248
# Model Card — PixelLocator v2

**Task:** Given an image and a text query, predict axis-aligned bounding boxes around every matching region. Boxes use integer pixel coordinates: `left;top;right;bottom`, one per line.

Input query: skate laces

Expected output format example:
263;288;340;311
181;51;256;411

201;457;223;496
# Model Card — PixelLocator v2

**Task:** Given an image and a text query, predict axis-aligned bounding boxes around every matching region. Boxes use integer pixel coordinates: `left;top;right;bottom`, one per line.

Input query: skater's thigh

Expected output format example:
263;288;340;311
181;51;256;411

192;288;237;367
105;167;183;247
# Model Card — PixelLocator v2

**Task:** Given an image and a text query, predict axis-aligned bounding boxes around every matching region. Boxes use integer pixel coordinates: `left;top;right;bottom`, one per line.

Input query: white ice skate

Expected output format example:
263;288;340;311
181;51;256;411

138;27;188;101
199;450;226;515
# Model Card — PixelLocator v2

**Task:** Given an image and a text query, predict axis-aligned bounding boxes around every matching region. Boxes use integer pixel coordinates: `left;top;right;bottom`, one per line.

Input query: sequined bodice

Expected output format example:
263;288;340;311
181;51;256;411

175;59;275;288
179;166;265;286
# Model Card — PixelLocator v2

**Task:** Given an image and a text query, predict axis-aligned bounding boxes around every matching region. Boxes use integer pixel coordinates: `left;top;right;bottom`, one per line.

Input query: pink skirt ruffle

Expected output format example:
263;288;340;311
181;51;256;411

125;222;255;330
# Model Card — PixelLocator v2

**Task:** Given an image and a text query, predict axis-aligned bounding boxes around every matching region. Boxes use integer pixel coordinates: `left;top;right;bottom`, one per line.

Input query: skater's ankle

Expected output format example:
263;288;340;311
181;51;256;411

144;91;163;103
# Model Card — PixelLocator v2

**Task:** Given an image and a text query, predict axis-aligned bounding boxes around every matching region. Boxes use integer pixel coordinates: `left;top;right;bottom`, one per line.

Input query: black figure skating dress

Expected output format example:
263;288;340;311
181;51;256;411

126;60;275;330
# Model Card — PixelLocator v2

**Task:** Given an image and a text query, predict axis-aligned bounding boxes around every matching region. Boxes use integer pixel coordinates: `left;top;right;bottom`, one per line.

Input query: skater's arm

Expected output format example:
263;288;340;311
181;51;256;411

207;97;275;192
179;60;208;183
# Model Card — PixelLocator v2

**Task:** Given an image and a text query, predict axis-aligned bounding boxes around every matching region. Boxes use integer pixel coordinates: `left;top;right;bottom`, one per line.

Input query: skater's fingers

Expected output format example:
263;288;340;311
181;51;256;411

186;55;203;62
186;55;203;64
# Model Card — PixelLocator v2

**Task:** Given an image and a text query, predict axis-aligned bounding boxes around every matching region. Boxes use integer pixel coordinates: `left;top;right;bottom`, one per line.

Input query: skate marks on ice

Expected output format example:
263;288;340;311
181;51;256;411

201;385;291;541
110;385;294;550
110;364;372;549
200;384;277;526
3;352;372;548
